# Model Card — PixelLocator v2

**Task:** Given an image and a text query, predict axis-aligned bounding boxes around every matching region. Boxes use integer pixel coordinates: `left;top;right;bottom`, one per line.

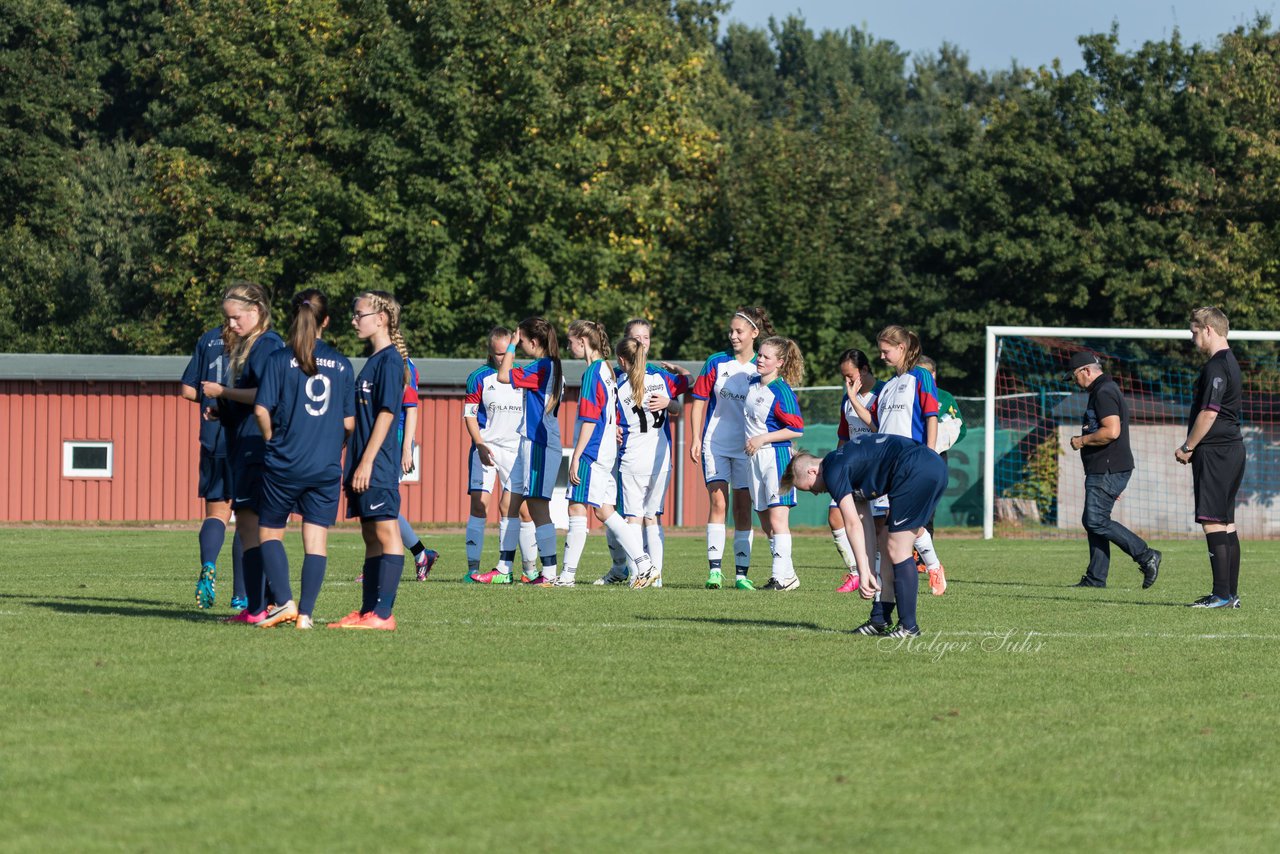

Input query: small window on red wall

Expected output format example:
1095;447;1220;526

63;441;113;478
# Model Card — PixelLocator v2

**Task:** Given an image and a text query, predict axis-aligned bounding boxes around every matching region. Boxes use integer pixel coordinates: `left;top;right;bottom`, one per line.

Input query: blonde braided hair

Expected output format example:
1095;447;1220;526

356;290;411;385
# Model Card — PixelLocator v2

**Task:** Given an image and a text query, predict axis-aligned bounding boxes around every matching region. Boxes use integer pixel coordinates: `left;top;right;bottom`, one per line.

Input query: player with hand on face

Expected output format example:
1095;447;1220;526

463;327;536;578
829;348;880;592
783;433;949;638
469;317;565;586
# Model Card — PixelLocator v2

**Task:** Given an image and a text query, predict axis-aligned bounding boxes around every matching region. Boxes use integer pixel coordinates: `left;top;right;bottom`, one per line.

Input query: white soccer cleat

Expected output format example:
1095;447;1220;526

593;567;629;586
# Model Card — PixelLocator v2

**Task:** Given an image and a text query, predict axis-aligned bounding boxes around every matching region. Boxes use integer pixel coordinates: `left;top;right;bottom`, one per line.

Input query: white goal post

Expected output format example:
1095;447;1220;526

983;325;1280;539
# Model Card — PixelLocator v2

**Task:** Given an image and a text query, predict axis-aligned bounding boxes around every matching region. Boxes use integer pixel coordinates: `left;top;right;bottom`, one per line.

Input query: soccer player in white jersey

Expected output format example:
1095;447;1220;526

608;335;692;588
469;317;564;585
830;348;880;592
599;318;655;581
463;326;529;576
743;337;806;590
559;320;657;587
689;305;773;590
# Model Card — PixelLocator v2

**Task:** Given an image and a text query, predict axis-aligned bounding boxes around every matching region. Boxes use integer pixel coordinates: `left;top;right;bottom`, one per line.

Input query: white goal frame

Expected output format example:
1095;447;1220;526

983;325;1280;539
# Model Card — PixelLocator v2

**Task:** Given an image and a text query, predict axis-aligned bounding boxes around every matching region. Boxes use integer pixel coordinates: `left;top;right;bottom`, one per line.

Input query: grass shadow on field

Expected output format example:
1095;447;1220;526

634;614;833;634
0;592;172;607
969;589;1193;608
954;579;1083;590
24;599;214;622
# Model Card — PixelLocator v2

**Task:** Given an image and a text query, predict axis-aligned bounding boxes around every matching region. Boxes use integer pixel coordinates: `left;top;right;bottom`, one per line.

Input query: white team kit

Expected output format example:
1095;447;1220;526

616;365;689;518
464;365;525;493
742;376;804;512
832;389;878;511
691;352;758;490
568;359;619;508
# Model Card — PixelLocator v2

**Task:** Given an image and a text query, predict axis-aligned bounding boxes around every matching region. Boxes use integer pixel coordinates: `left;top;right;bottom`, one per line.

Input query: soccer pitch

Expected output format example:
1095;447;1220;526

2;528;1278;851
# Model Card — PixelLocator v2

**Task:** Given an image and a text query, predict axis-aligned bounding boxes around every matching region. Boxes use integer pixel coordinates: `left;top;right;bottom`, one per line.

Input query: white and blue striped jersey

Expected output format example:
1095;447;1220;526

691;351;757;458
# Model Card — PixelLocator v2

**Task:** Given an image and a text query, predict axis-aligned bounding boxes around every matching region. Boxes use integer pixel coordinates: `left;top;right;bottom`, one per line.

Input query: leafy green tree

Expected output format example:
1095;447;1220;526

1158;20;1280;328
345;0;722;354
0;0;102;350
141;0;360;349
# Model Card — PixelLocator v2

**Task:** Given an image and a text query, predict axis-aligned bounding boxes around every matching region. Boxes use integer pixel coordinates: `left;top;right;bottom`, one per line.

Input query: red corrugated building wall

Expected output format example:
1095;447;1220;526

0;357;712;526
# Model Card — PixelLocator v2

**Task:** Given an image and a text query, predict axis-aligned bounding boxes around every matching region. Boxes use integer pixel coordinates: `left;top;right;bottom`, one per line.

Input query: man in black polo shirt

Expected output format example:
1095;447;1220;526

1175;306;1245;609
1066;352;1162;589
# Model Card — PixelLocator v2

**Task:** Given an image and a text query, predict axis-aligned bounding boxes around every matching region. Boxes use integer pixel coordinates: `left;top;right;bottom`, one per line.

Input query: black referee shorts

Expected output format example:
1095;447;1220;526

1191;442;1245;524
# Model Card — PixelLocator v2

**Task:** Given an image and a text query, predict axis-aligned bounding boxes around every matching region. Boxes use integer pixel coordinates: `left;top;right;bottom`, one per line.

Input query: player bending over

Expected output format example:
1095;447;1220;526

782;434;949;638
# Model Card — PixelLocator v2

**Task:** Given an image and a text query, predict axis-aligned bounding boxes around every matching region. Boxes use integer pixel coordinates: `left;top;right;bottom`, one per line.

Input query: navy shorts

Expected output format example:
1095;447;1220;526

230;464;264;514
259;471;341;528
198;448;233;502
345;486;401;521
885;447;949;533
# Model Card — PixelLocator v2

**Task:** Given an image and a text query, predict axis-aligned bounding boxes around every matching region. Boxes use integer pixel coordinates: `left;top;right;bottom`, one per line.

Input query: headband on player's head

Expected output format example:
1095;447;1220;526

734;312;758;331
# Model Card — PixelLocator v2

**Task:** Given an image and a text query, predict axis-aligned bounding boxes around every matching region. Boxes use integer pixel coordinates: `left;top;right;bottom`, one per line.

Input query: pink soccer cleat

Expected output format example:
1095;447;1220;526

836;572;861;593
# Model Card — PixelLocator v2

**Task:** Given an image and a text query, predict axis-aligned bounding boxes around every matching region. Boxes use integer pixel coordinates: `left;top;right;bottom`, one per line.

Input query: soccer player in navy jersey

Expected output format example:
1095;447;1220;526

1176;306;1246;609
201;282;287;624
253;291;355;629
329;292;410;630
783;433;949;638
180;321;246;610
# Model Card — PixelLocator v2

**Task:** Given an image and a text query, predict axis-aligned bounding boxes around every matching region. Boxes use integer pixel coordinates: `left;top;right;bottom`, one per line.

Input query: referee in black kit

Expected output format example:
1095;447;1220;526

1066;351;1161;589
1175;306;1246;609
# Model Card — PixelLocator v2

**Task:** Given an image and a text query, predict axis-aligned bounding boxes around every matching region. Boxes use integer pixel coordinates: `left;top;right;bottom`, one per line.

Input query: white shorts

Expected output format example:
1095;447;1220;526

468;443;519;494
619;466;670;518
703;450;750;491
512;439;562;502
830;496;888;518
567;457;618;508
749;446;796;512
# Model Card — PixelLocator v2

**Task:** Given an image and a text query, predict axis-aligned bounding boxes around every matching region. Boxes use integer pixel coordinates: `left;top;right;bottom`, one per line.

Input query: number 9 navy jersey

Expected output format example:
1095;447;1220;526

256;339;356;484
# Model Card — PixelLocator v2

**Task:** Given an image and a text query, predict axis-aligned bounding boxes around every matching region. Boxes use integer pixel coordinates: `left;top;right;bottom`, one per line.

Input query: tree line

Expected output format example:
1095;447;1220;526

5;1;1280;392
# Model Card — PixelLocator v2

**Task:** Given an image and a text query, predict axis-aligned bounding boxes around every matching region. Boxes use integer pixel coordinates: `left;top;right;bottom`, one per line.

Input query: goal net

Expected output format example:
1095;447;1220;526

983;326;1280;540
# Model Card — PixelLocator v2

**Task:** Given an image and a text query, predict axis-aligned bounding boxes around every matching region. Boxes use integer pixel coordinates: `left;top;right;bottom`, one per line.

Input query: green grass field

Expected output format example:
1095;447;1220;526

2;527;1278;852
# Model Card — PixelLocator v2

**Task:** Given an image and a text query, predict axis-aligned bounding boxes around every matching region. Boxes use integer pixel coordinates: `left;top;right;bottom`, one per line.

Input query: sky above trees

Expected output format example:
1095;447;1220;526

724;0;1276;71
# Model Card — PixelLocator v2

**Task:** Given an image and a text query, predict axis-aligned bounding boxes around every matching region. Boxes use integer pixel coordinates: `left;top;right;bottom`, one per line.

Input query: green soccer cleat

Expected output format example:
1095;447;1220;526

705;570;723;590
195;562;216;609
734;575;755;590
